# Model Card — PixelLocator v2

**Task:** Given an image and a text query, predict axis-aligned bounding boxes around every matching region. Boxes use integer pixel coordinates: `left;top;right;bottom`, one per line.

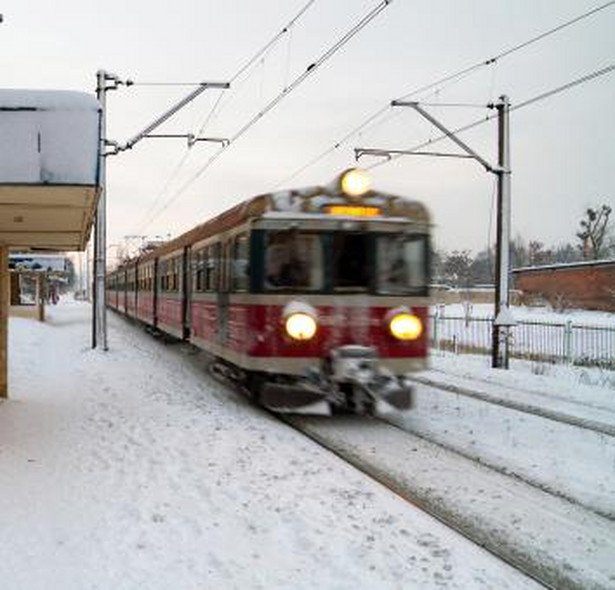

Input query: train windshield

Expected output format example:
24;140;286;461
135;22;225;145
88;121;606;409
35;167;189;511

263;230;428;294
376;234;427;294
265;231;323;290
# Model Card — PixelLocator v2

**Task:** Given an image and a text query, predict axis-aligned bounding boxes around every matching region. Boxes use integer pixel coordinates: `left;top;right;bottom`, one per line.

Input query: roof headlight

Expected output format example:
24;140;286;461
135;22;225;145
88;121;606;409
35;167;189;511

340;168;371;198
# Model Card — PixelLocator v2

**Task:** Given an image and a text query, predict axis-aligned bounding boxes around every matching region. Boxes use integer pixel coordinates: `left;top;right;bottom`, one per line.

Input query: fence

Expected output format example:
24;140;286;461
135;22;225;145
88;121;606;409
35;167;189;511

430;312;615;370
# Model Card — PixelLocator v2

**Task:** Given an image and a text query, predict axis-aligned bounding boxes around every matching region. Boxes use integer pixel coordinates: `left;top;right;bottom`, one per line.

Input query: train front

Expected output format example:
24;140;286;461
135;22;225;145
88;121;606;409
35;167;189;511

248;169;431;414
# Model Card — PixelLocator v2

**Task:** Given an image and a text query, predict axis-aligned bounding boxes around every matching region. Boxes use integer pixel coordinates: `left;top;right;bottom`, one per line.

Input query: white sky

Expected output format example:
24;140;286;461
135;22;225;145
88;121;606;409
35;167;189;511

1;1;613;257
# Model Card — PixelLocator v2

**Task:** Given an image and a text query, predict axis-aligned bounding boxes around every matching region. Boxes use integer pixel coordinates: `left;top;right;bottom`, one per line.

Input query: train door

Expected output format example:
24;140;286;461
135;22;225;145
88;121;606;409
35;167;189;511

134;263;139;318
153;258;159;328
122;268;128;314
217;241;229;346
182;246;190;340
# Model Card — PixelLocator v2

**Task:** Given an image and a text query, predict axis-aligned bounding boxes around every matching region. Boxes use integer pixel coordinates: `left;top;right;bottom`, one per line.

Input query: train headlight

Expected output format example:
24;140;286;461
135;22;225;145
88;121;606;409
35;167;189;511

387;309;423;341
283;301;318;341
285;313;317;341
340;168;371;198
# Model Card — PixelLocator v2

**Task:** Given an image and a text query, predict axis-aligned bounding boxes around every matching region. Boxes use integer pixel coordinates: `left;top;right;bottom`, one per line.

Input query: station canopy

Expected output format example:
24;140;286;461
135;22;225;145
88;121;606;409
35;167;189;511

0;89;101;251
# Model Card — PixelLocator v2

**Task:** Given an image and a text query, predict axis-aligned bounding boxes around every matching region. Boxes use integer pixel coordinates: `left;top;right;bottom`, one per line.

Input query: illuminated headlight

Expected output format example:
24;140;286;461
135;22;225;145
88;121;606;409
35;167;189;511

389;312;423;341
283;301;318;341
340;168;371;197
285;313;317;341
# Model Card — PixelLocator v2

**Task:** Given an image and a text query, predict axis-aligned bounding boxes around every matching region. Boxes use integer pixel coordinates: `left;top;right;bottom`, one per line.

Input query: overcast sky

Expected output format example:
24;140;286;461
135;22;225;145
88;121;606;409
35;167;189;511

1;0;613;259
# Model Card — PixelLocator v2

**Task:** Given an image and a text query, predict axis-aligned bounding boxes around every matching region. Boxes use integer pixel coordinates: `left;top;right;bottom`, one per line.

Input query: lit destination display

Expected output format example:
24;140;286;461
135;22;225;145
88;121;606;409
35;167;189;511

323;205;382;217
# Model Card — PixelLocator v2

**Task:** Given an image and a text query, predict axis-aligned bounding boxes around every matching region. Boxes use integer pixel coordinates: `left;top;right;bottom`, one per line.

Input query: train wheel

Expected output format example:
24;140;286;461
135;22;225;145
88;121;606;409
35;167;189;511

245;372;265;404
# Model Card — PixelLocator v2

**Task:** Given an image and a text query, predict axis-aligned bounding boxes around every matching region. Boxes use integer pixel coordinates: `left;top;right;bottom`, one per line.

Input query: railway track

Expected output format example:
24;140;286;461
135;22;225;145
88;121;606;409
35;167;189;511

282;414;552;589
407;371;615;437
400;370;615;520
282;412;615;590
189;346;615;588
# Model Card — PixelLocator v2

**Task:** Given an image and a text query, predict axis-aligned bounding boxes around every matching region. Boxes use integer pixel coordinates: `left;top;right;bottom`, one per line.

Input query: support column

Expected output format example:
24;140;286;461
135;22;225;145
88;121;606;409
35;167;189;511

36;274;46;323
492;95;512;369
0;245;8;398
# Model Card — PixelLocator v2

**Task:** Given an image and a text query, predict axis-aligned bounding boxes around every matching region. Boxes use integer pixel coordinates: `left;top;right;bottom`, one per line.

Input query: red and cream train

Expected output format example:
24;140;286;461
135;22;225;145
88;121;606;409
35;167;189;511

107;169;431;413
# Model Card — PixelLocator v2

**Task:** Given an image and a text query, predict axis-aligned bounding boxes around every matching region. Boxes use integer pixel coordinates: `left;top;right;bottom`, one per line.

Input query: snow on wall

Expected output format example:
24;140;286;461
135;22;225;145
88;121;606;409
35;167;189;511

0;89;100;185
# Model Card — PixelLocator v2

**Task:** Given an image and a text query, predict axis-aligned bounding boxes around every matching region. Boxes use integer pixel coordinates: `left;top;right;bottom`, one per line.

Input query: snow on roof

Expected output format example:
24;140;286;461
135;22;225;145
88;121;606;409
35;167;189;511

0;89;99;111
512;259;615;273
0;89;100;185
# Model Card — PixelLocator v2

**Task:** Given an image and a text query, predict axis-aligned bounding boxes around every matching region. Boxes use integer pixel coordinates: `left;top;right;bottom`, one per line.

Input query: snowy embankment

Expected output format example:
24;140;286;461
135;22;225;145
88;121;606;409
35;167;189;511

289;415;615;590
0;301;536;590
400;365;615;518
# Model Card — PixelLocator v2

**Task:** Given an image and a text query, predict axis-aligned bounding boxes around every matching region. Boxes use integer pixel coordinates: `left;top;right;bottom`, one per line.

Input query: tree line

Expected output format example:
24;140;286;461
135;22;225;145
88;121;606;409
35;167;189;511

433;204;613;288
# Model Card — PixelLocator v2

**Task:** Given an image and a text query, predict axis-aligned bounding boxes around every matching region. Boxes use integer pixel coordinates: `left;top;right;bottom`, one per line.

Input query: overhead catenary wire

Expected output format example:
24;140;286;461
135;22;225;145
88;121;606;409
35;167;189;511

193;0;318;139
133;0;319;235
364;63;615;171
145;0;394;226
272;0;615;188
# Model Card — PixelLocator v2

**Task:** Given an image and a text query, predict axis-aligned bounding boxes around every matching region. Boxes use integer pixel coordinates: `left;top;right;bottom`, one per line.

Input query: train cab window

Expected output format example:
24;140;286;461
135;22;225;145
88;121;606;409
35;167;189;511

265;231;322;291
333;233;369;291
376;234;427;294
232;234;250;292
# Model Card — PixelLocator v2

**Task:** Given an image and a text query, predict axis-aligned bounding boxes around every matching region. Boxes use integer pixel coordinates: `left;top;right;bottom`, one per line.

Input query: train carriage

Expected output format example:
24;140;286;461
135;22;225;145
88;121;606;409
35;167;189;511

107;169;431;414
135;259;156;326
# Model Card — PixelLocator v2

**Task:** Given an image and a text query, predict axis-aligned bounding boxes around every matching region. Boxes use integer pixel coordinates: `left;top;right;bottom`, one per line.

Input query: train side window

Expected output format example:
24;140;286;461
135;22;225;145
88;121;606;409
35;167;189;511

204;244;219;292
159;260;167;292
232;234;250;292
193;250;205;292
172;257;178;292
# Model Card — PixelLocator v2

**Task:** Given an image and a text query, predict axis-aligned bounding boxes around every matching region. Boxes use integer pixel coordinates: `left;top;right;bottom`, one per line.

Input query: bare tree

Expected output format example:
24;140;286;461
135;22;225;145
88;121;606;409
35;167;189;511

577;204;612;260
443;250;472;288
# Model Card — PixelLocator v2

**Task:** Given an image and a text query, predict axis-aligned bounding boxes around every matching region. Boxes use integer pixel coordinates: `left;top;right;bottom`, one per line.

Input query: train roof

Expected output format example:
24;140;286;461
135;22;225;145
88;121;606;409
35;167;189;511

113;179;429;271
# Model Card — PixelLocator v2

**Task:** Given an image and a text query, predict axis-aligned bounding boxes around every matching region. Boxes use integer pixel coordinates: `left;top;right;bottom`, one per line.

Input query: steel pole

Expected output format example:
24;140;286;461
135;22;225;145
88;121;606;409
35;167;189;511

492;95;511;368
94;70;108;350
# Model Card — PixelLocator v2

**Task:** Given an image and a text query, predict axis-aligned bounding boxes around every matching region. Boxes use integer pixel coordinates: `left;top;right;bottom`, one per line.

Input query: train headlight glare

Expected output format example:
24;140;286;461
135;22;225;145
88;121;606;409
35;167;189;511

285;313;317;341
340;168;371;197
389;313;423;341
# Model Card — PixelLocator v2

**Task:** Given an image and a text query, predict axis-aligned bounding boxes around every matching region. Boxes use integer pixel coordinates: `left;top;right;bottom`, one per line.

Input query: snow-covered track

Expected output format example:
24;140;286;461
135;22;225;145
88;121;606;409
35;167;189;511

284;414;615;590
407;372;615;437
396;371;615;521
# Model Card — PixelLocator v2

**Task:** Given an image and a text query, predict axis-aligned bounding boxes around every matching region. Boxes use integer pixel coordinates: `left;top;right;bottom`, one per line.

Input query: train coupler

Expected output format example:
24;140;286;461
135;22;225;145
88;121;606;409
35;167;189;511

325;345;413;413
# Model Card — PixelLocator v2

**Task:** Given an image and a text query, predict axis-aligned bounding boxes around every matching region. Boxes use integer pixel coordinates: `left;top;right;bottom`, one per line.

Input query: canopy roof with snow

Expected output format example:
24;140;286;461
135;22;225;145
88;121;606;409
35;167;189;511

0;89;101;251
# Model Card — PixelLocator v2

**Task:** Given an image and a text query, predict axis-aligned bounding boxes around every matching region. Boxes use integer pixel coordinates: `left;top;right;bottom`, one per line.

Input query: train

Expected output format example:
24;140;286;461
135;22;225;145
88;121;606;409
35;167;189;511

107;168;431;414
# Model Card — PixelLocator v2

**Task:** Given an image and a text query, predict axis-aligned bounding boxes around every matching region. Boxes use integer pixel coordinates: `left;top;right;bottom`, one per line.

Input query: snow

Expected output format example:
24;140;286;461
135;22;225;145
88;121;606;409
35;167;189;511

291;415;615;589
436;302;615;327
432;303;615;388
399;368;615;517
1;300;539;589
0;89;99;185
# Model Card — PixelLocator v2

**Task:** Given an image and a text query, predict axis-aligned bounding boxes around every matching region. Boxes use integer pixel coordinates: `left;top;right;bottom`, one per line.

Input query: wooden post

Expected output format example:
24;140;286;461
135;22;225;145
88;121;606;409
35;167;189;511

36;274;45;323
0;245;8;399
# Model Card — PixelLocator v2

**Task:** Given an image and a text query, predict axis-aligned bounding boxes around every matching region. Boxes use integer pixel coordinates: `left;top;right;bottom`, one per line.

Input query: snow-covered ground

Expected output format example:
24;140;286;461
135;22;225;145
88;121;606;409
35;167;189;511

432;303;615;389
1;300;543;589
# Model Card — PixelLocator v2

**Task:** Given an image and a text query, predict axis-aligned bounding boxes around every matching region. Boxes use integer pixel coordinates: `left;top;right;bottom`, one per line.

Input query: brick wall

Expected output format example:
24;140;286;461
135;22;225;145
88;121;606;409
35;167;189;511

513;261;615;311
